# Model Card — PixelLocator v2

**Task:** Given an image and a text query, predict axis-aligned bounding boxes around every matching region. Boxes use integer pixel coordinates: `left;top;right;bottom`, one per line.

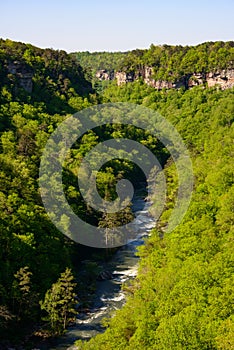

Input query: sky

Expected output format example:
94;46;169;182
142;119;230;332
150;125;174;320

1;0;234;52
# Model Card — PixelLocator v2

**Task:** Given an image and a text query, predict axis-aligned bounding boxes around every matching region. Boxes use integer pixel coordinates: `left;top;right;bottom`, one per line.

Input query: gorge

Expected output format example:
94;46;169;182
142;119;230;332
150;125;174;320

0;38;233;350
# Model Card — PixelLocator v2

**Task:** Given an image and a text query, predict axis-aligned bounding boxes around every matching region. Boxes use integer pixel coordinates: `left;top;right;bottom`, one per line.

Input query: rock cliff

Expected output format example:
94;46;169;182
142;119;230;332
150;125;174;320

7;61;33;93
96;66;234;91
96;69;115;81
6;62;234;94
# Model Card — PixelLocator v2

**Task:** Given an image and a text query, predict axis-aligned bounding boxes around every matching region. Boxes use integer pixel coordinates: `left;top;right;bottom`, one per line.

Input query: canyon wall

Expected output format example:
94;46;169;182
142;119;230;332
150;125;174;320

7;62;234;94
7;61;33;93
96;67;234;91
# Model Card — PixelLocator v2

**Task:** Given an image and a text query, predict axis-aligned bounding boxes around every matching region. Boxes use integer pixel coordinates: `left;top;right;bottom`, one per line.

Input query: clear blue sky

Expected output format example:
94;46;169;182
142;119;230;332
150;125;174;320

1;0;233;52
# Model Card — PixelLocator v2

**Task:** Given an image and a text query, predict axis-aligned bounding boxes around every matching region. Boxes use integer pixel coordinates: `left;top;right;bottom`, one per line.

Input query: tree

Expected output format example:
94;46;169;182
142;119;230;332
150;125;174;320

40;268;77;334
0;305;14;329
98;197;134;248
12;266;37;321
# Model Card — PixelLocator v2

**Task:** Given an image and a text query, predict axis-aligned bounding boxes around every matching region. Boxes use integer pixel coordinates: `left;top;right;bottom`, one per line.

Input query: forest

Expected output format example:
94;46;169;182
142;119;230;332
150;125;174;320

0;38;233;349
74;41;234;84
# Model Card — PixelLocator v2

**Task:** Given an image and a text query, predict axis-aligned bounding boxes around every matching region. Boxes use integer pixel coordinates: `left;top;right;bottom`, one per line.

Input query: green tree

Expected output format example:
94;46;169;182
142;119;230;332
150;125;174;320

40;268;77;334
12;266;38;321
98;197;134;247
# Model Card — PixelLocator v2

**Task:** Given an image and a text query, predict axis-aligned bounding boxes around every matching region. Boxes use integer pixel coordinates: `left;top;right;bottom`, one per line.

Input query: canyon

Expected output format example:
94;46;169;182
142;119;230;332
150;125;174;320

96;67;234;90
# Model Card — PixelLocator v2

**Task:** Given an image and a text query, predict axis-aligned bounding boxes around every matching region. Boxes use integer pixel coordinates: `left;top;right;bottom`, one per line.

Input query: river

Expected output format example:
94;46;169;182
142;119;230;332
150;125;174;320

49;192;155;350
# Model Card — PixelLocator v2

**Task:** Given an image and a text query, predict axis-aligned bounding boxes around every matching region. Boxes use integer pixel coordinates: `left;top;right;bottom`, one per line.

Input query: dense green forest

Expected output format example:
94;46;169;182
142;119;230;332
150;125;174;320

76;83;234;350
0;39;233;349
73;41;234;83
72;51;126;92
74;51;126;74
0;39;98;344
115;41;234;79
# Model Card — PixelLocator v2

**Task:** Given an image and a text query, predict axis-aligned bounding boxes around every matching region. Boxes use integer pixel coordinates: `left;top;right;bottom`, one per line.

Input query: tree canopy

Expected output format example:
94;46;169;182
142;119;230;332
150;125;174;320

0;38;233;349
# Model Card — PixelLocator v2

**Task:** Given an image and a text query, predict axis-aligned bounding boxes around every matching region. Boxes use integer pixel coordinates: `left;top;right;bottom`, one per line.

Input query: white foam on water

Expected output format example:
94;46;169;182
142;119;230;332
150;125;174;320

133;218;144;225
113;266;138;276
144;221;155;228
76;307;108;324
137;214;153;223
101;292;125;302
135;210;148;215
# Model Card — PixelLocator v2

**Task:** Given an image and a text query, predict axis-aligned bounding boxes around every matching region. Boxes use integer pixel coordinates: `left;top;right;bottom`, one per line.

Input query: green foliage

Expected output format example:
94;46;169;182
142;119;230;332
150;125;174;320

99;198;134;247
75;86;234;349
0;38;95;114
72;51;127;91
0;38;233;349
116;41;234;82
40;268;77;334
12;266;38;322
74;51;126;72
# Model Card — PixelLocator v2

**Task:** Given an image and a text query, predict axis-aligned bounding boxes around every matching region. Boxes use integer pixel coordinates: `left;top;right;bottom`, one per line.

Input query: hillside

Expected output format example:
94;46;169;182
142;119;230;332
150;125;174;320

0;39;233;349
0;39;93;114
74;41;234;90
76;80;234;350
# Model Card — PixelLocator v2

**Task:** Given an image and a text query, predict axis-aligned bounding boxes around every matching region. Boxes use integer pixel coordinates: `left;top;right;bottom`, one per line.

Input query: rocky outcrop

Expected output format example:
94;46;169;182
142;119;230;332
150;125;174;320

143;68;234;90
96;69;114;81
143;67;174;89
115;71;135;85
96;65;234;91
7;61;33;93
206;69;234;89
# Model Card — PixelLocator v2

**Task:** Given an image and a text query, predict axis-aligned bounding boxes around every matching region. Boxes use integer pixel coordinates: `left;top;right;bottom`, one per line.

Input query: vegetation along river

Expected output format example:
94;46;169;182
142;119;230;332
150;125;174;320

50;191;155;350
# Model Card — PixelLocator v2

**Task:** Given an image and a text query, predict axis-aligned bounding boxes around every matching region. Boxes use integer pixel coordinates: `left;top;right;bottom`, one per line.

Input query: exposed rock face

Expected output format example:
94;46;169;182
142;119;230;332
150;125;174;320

7;61;33;93
17;73;33;93
206;69;234;89
187;73;206;87
143;68;234;90
144;66;154;85
96;69;114;81
115;67;181;89
115;71;135;85
96;65;234;91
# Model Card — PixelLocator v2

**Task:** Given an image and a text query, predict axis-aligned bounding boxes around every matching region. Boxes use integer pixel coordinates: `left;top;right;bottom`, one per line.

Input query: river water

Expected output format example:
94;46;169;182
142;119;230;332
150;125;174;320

50;194;155;350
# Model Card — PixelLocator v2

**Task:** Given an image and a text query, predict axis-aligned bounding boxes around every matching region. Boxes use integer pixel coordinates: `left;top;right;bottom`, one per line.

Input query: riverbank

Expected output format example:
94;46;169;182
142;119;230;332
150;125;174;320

47;195;155;350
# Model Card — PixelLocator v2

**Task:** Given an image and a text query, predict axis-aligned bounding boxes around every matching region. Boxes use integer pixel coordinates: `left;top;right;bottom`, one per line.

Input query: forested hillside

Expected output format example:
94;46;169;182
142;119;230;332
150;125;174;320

0;39;98;344
76;82;234;350
115;41;234;79
0;39;163;345
72;51;126;92
0;39;233;349
73;42;234;88
0;39;94;114
74;51;126;74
